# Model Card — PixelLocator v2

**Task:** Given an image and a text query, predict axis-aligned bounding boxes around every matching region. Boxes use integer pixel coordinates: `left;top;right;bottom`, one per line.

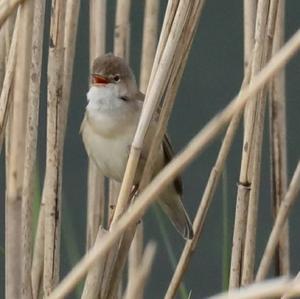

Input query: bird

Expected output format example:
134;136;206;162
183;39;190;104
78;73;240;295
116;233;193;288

80;53;194;240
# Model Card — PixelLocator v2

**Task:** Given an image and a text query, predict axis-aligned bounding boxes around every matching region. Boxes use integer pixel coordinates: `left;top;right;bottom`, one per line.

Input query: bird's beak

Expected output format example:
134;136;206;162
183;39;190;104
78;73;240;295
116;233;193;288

91;74;109;86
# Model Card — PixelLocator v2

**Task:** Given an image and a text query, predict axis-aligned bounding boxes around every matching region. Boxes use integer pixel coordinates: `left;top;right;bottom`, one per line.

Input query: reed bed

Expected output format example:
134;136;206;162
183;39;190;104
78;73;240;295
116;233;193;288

1;1;300;299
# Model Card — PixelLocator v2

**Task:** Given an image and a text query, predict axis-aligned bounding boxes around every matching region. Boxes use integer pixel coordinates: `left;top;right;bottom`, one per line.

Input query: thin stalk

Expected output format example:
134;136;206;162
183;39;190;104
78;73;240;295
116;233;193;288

114;0;131;61
6;0;34;297
48;30;300;299
256;162;300;281
241;0;280;285
43;0;66;295
21;0;46;298
269;0;289;276
86;0;106;250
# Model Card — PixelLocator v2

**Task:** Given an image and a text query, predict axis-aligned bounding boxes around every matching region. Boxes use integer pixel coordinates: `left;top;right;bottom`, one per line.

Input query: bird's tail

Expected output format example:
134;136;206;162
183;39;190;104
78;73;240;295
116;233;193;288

158;193;194;240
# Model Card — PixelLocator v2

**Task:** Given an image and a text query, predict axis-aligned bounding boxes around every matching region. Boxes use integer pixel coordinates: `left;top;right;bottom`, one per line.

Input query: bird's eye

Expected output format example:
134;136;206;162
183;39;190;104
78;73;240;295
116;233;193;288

113;75;120;82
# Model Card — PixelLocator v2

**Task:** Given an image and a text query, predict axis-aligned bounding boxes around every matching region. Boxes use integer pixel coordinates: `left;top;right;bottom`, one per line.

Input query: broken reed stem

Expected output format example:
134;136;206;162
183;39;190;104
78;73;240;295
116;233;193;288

86;0;106;250
209;277;290;299
256;161;300;281
124;242;156;299
43;0;66;295
112;0;192;223
0;0;24;27
47;30;300;299
81;227;107;299
165;67;252;299
241;0;280;286
114;0;131;61
0;9;19;152
269;0;289;276
6;0;34;297
0;27;5;90
230;0;270;288
21;0;46;298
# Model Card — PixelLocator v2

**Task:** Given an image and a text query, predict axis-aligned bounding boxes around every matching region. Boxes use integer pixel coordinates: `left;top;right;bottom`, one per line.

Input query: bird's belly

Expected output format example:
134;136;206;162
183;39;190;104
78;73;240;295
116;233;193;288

82;123;133;182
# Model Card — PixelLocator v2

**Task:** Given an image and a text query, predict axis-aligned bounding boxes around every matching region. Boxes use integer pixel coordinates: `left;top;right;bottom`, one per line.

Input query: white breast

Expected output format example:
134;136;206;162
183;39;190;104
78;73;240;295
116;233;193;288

82;86;140;181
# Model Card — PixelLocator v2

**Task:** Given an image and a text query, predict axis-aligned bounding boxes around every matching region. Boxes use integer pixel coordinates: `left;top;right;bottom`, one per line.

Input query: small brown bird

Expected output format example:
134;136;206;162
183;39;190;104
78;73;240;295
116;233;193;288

81;53;193;239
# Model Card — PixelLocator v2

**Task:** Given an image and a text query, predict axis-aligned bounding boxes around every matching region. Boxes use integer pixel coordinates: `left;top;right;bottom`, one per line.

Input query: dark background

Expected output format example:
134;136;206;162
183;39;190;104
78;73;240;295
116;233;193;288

1;1;300;298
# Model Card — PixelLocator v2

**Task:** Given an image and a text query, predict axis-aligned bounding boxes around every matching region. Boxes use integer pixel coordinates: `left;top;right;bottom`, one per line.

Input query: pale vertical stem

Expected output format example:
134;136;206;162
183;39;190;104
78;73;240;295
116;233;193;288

230;0;270;288
242;0;280;286
63;0;80;130
139;0;160;93
43;0;66;295
31;206;45;299
87;0;106;250
114;0;131;61
5;0;34;297
127;0;159;291
0;27;5;90
124;242;156;299
127;222;144;298
269;0;289;276
229;0;256;288
21;0;46;298
256;162;300;281
81;227;107;299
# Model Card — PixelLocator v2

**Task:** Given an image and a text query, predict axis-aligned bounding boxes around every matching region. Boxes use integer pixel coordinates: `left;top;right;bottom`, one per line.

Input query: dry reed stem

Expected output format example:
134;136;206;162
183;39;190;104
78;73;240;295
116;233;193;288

269;0;289;276
104;226;136;298
139;0;160;93
281;273;300;299
114;0;131;61
86;0;106;250
147;0;179;90
256;161;300;281
123;242;156;299
0;10;19;152
230;0;270;287
81;227;107;299
127;0;159;292
0;0;24;27
6;0;33;297
48;29;300;299
21;0;46;298
209;277;290;299
139;0;205;192
112;0;192;223
31;207;45;299
241;0;280;285
165;68;252;299
0;27;5;90
89;0;106;66
43;0;66;295
128;222;144;297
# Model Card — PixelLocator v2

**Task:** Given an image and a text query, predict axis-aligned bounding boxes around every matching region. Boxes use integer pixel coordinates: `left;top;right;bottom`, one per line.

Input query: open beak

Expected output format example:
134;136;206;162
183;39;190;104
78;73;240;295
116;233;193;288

91;74;109;86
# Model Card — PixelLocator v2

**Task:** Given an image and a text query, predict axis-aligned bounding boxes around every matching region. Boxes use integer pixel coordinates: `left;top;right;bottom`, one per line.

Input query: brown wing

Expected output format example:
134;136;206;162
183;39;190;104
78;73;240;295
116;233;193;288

162;134;183;196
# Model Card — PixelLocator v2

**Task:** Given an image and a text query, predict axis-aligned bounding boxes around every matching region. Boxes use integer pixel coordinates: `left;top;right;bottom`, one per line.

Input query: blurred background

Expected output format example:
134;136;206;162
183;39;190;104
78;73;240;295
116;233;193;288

1;0;300;298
